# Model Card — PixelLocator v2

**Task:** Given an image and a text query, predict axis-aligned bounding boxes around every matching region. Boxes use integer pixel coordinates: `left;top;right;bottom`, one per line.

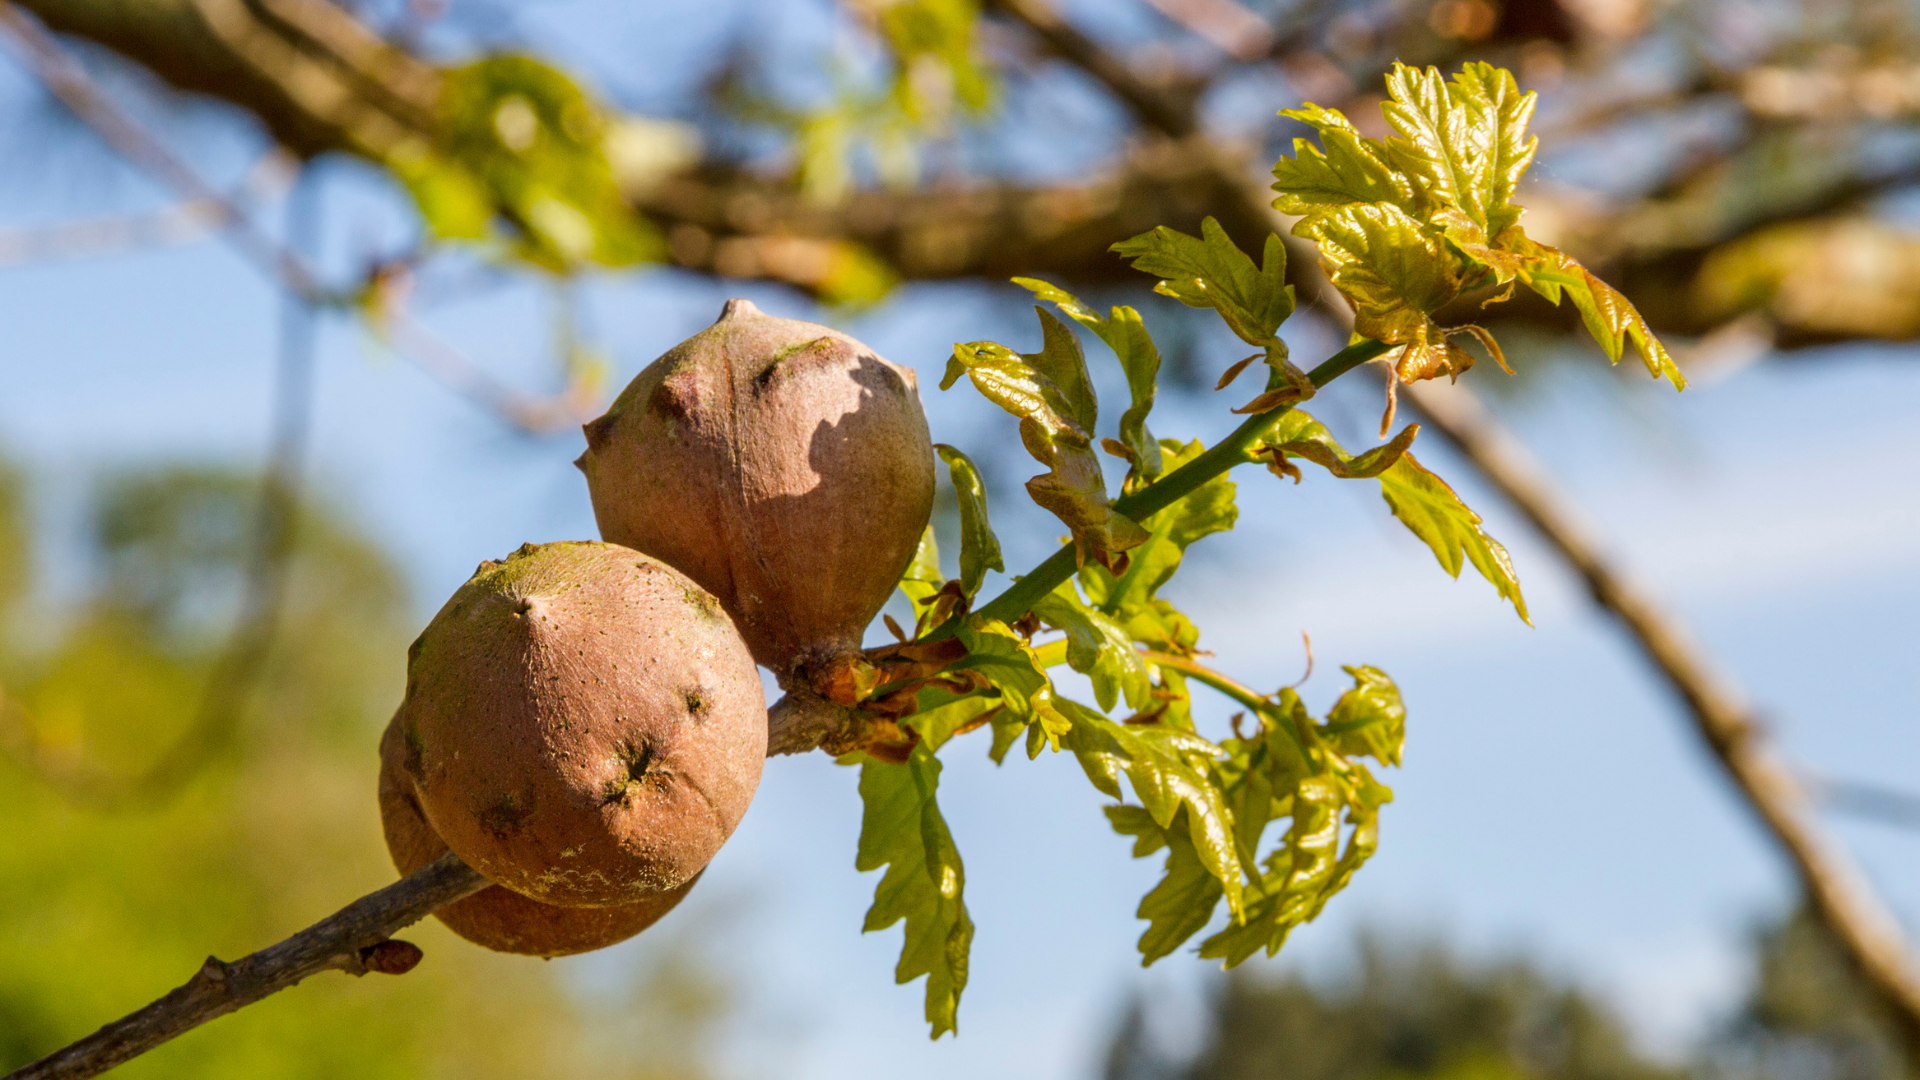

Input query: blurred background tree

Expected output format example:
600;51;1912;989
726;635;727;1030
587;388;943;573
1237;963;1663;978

1104;914;1914;1080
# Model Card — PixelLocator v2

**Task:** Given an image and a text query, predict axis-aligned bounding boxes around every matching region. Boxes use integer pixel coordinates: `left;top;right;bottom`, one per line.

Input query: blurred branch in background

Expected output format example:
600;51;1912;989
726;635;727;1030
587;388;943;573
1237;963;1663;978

0;0;605;438
0;153;295;265
1401;376;1920;1057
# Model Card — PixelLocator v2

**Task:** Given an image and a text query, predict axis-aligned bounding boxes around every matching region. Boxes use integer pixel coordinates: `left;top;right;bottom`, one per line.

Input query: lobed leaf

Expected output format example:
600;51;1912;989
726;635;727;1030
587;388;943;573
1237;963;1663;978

857;744;974;1038
1378;452;1530;622
1015;278;1166;479
1256;410;1419;483
1271;62;1683;395
934;445;1004;598
1299;203;1476;385
1057;700;1243;915
1324;665;1406;768
1272;104;1413;214
945;324;1146;568
1112;217;1296;349
1099;668;1406;967
1112;805;1227;963
1031;581;1153;713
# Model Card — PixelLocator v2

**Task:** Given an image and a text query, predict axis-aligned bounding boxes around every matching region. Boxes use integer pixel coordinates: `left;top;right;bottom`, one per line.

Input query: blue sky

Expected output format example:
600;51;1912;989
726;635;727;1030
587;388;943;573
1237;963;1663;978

3;4;1919;1078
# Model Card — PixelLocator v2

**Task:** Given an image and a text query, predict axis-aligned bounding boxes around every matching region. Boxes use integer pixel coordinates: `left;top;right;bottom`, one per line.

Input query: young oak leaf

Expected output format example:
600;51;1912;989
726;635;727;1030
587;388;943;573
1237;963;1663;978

1098;667;1405;967
1254;410;1419;483
1323;665;1406;768
1299;203;1479;388
899;526;945;617
1109;804;1228;964
933;444;1003;599
1271;102;1414;214
1031;580;1153;713
1058;698;1246;919
857;744;974;1038
1499;228;1688;389
1112;218;1296;350
1014;277;1165;480
1111;218;1309;411
945;314;1148;569
1273;63;1683;396
1250;412;1524;620
1379;452;1530;622
1199;678;1398;966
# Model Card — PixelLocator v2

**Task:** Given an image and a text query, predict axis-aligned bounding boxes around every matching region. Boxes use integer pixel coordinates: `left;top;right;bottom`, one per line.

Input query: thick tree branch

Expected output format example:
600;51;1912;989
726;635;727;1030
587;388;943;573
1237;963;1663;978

1400;377;1920;1057
3;853;490;1080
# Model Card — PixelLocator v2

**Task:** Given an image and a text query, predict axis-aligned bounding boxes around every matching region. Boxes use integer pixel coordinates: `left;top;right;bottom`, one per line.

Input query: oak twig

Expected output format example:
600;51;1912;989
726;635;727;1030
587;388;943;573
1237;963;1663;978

1400;377;1920;1056
3;854;490;1080
964;338;1391;630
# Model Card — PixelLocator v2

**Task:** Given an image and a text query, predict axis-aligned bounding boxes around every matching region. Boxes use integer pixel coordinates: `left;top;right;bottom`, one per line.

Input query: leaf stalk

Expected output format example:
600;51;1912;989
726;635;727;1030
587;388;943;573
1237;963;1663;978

955;338;1392;632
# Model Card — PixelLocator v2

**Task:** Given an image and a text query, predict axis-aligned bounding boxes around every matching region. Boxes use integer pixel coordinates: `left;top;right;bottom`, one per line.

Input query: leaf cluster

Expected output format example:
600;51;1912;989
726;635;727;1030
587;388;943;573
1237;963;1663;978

1272;62;1685;425
842;62;1680;1039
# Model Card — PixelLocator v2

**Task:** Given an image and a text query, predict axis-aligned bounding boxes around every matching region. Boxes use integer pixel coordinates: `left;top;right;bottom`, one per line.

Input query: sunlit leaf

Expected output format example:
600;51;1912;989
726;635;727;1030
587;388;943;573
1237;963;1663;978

1058;699;1244;918
1031;581;1152;713
1299;203;1476;385
1324;665;1406;768
1378;453;1529;622
1270;63;1682;394
934;445;1003;598
899;526;945;616
1255;410;1419;482
857;744;973;1038
1015;278;1165;479
1112;217;1296;349
1502;230;1688;389
1272;103;1413;214
1109;804;1226;964
945;320;1146;568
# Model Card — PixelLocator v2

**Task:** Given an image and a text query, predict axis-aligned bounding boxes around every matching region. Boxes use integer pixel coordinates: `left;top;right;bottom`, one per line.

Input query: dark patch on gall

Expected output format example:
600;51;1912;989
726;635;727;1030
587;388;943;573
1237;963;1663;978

479;793;534;837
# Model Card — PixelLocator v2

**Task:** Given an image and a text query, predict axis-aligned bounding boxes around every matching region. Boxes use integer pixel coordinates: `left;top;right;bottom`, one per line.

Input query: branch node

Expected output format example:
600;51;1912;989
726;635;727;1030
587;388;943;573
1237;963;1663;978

357;939;424;976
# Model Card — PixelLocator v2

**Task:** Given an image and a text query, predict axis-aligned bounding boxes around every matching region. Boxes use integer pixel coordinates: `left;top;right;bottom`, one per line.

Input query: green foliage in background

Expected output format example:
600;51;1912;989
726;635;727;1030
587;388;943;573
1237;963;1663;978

394;54;660;271
1103;933;1685;1080
0;465;727;1079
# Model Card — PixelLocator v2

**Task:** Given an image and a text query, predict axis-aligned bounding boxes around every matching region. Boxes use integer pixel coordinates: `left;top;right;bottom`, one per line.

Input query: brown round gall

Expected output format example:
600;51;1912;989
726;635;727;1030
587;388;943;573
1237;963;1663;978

378;714;695;956
399;541;764;908
576;299;935;678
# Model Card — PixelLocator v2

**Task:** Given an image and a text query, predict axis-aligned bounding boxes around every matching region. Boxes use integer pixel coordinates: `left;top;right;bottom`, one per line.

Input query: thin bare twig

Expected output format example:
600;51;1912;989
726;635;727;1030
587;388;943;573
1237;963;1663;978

0;1;595;438
0;0;329;301
1400;377;1920;1054
0;152;296;265
380;308;602;436
3;853;489;1080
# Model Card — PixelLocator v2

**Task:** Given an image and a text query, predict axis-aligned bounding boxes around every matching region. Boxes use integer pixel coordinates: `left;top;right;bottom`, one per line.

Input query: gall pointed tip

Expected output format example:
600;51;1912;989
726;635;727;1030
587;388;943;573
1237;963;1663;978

718;298;761;322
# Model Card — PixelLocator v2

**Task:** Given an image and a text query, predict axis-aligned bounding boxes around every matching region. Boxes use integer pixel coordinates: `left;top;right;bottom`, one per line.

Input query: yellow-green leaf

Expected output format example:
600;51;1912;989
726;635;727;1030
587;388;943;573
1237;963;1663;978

934;445;1002;598
857;744;973;1038
1378;452;1529;622
1112;217;1296;349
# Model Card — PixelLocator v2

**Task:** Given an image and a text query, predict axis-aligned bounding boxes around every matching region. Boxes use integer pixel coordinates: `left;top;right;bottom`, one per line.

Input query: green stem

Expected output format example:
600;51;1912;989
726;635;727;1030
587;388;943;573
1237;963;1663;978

1138;650;1270;714
950;338;1391;633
